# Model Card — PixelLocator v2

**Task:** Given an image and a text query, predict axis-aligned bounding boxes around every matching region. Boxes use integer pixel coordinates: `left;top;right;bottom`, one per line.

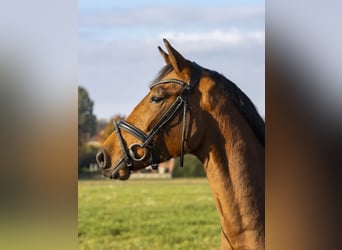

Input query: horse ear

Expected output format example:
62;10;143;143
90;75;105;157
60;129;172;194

162;38;191;74
158;46;170;64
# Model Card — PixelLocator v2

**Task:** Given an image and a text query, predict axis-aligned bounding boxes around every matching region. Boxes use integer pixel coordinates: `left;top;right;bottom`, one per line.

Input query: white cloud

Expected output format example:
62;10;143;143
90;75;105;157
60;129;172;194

79;35;265;119
159;29;264;45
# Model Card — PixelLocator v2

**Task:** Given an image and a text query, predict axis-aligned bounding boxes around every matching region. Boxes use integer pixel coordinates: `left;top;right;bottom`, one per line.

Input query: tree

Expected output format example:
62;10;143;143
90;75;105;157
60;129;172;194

172;154;206;178
97;115;125;144
78;86;97;171
78;86;97;146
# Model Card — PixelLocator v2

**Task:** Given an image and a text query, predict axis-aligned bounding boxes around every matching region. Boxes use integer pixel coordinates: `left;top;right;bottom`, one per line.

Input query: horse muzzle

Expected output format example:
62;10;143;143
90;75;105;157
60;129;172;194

96;149;131;180
110;160;131;180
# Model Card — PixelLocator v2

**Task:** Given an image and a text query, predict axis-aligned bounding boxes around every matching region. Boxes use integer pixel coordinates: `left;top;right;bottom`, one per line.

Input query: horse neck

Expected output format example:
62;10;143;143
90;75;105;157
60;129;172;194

194;97;265;249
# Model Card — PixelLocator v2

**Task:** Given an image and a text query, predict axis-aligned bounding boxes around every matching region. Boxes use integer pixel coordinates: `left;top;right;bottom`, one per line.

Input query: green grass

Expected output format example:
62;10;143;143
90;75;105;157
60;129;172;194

78;179;221;250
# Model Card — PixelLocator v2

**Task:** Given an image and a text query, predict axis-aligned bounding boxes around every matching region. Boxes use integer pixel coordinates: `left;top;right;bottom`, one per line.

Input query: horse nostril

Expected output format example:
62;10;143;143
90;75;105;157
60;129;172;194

96;149;109;169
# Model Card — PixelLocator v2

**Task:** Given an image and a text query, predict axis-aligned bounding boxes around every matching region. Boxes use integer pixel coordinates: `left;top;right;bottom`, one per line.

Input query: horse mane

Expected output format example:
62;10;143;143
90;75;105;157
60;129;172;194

206;69;265;146
149;64;265;146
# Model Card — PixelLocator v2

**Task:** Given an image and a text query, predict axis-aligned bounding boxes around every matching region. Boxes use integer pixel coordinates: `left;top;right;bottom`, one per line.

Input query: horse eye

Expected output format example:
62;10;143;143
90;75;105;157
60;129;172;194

150;96;164;103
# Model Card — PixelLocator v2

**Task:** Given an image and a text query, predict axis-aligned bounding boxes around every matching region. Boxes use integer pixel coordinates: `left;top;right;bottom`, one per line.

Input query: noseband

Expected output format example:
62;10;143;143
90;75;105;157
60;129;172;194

111;62;202;178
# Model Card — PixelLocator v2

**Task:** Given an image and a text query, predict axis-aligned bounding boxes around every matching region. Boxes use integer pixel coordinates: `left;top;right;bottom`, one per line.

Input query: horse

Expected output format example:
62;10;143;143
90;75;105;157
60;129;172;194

96;39;265;250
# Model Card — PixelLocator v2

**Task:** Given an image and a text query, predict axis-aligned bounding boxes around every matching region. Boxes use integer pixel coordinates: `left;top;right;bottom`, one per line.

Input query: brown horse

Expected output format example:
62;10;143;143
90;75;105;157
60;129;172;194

96;39;264;250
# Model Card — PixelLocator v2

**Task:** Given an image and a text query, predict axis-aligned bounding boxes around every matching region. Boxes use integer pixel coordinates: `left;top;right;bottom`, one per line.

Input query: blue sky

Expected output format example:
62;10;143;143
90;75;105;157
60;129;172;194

79;0;265;119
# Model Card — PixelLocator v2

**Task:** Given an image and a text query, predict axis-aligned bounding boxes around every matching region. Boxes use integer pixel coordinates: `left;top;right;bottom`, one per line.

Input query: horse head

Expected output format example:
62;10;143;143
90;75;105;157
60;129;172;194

96;39;205;180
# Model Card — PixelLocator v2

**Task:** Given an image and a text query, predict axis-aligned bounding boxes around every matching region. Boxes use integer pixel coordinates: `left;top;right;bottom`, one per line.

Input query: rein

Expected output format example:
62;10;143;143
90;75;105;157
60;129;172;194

111;62;202;178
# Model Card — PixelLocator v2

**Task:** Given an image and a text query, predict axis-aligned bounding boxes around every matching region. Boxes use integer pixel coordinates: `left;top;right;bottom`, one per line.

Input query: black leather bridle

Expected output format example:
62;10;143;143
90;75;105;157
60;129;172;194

111;62;202;178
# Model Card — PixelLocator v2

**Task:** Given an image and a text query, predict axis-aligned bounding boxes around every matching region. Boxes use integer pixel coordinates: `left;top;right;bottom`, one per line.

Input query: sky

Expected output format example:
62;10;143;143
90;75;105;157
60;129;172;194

78;0;265;120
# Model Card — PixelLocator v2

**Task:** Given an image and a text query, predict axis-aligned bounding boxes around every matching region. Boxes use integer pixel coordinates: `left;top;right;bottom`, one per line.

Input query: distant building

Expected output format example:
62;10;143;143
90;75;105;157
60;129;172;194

157;158;175;174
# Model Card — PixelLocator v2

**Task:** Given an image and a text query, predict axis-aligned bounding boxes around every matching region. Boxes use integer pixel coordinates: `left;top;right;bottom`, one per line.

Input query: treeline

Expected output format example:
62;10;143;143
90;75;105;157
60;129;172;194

78;86;205;178
78;85;125;177
172;154;206;178
78;86;97;175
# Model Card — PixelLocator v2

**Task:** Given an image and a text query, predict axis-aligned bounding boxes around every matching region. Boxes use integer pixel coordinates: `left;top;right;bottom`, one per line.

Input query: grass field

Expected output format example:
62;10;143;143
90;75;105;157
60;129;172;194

78;178;221;250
